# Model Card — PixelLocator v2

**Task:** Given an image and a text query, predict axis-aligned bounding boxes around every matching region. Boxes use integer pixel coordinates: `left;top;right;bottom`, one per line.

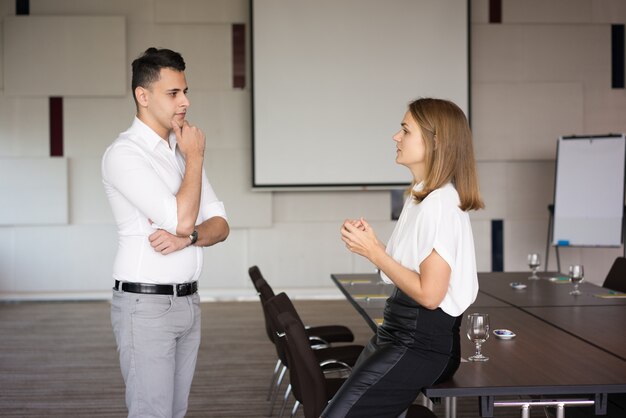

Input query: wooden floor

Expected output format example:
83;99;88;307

0;299;608;417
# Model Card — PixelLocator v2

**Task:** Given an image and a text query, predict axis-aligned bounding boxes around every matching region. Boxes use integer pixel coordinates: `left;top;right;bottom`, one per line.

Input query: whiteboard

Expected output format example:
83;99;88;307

251;0;469;188
552;135;626;247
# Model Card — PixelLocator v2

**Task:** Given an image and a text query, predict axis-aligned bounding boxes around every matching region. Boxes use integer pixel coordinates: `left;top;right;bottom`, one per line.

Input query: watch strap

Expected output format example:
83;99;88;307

189;230;198;246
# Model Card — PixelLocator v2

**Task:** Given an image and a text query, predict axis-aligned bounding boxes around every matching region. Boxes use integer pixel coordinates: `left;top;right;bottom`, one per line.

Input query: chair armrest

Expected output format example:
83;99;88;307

319;359;352;371
309;335;330;348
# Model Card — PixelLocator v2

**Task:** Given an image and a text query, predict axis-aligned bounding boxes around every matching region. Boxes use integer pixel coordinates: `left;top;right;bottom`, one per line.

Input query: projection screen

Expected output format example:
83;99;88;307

252;0;469;189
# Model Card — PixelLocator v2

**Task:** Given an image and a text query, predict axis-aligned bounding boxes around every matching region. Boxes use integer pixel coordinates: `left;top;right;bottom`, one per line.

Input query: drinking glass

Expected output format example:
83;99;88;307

528;253;541;280
466;313;490;362
569;264;584;295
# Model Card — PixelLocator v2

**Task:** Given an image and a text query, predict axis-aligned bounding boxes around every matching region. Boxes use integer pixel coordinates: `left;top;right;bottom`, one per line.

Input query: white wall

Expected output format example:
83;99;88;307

1;0;625;300
470;0;626;281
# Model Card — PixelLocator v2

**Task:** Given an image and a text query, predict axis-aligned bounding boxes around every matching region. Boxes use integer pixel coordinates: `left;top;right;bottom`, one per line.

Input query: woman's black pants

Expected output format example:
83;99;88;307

321;288;462;418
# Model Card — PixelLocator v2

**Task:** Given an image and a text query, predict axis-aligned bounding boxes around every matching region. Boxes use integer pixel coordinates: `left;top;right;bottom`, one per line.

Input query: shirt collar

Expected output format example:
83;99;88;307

130;117;177;151
412;181;454;193
168;130;178;151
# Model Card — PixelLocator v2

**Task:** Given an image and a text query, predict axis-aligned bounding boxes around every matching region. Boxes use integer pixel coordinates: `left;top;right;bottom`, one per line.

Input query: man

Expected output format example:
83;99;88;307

102;47;229;417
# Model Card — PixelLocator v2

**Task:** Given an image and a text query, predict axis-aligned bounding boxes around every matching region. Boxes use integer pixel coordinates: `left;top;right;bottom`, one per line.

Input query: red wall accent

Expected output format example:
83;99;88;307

50;97;63;157
489;0;502;24
233;23;246;88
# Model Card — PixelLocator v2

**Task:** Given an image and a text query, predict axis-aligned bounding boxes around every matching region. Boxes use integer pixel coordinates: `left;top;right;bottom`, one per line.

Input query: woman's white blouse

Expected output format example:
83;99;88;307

380;182;479;316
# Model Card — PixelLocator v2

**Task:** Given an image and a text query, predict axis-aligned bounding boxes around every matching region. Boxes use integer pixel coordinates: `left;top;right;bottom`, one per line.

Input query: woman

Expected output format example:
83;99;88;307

323;98;484;418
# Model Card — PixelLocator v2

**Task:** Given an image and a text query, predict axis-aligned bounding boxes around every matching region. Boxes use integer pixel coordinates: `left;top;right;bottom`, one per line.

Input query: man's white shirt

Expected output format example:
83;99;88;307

102;117;226;284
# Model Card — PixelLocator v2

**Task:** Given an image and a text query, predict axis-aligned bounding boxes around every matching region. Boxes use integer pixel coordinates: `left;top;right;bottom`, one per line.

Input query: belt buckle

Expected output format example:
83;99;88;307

175;282;189;297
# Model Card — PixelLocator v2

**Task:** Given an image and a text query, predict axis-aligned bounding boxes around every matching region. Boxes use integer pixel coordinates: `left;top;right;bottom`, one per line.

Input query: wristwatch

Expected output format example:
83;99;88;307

188;230;198;246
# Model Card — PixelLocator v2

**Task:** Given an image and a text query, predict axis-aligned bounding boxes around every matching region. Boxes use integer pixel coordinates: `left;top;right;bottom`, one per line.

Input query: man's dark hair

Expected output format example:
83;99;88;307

131;47;186;104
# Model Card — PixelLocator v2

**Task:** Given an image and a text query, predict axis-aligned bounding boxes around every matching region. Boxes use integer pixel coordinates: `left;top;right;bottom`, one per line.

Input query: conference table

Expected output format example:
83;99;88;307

331;272;626;417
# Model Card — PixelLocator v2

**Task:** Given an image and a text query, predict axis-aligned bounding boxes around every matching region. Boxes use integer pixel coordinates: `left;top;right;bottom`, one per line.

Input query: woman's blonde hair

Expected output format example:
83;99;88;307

408;98;484;211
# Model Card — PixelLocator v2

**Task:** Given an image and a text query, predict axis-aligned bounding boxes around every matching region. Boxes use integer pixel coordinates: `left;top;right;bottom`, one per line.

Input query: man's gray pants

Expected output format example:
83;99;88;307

111;289;201;418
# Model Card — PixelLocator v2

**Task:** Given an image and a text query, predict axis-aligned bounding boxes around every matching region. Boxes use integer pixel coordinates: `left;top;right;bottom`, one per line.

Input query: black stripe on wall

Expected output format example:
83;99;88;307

16;0;29;15
489;0;502;24
612;24;625;89
232;23;246;89
491;219;504;272
50;97;64;157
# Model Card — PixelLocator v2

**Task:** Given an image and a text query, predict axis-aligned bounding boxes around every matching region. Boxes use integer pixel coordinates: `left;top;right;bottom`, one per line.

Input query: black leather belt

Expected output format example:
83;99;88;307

113;280;198;297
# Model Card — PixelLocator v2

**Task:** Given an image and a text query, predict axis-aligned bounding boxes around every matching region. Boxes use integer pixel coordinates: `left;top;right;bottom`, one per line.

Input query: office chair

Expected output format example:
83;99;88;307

276;311;347;418
249;266;355;346
276;311;437;418
603;257;626;293
264;292;363;417
249;265;357;408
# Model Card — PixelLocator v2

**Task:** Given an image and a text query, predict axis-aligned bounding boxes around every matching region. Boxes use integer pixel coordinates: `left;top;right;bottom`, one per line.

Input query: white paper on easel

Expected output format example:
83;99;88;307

553;135;625;247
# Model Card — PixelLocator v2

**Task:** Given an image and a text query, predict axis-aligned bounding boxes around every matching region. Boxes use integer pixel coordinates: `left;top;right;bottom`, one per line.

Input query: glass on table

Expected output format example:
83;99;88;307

568;264;584;295
466;313;490;362
528;253;541;280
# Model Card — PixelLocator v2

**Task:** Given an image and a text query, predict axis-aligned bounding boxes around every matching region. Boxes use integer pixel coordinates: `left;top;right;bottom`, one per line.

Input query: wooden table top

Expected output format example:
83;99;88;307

477;272;626;307
524;305;626;361
331;272;626;406
425;306;626;398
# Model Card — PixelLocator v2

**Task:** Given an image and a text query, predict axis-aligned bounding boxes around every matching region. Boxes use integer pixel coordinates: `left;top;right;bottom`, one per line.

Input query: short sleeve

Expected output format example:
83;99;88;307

414;192;459;273
379;184;477;315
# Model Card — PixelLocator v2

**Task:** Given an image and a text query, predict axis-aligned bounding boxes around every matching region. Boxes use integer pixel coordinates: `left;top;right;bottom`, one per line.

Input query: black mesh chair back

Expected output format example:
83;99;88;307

266;292;364;416
248;265;264;288
277;311;340;418
248;265;359;415
265;291;306;329
248;268;293;413
264;292;302;367
277;310;438;418
249;265;354;344
604;257;626;293
253;277;276;344
255;277;276;304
